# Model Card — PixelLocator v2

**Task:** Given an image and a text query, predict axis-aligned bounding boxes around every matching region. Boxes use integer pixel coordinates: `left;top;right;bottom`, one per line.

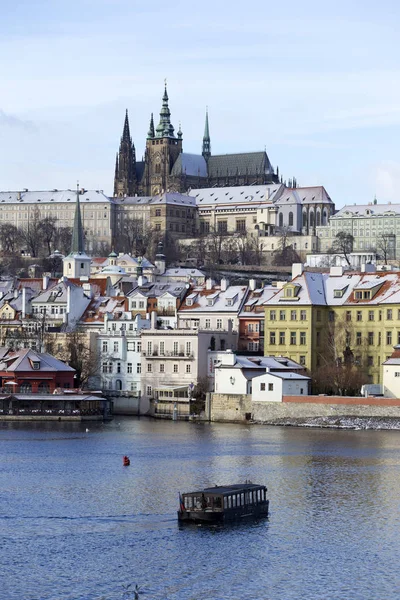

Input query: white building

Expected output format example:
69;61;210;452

251;372;310;402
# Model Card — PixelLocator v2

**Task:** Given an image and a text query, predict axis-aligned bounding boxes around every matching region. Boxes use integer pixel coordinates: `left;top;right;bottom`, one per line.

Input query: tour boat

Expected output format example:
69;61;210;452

178;482;269;523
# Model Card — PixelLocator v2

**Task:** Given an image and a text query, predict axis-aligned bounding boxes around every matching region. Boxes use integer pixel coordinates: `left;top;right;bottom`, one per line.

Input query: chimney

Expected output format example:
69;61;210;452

43;275;50;290
330;266;344;277
220;278;229;292
249;279;256;291
22;287;26;319
14;289;18;299
138;275;147;286
206;278;214;290
67;285;71;314
292;263;304;279
151;310;157;329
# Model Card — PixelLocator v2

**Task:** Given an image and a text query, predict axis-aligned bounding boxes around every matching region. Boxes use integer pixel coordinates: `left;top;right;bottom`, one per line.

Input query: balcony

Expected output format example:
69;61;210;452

142;351;195;359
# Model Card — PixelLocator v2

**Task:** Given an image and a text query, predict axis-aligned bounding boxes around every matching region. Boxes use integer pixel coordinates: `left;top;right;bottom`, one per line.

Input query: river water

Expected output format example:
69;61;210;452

1;418;400;600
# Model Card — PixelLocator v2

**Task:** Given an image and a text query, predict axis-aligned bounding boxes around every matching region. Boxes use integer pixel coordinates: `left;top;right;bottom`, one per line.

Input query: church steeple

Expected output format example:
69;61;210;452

71;184;85;254
113;109;137;197
202;108;211;160
63;184;91;279
156;82;175;138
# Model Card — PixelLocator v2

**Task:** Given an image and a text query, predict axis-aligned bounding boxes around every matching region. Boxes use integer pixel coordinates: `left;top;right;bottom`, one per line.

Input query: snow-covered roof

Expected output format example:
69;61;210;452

0;189;111;205
0;348;75;372
178;285;247;313
190;184;283;207
334;204;400;218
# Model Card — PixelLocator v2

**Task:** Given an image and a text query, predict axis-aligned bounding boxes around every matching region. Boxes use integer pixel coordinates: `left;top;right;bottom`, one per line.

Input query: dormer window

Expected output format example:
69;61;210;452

186;298;193;306
32;361;40;370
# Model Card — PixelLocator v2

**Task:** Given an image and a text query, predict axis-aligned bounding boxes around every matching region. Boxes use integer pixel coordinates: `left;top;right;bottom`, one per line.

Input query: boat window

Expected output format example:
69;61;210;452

232;495;236;508
224;497;228;509
213;496;222;509
228;496;232;509
241;493;245;506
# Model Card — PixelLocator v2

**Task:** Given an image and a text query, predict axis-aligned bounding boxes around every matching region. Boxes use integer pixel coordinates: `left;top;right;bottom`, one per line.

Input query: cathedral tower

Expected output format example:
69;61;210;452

202;108;211;161
114;110;137;197
143;83;182;195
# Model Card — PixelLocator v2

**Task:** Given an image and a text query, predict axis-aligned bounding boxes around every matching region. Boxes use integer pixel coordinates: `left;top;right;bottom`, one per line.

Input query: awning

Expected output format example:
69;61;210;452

154;385;189;391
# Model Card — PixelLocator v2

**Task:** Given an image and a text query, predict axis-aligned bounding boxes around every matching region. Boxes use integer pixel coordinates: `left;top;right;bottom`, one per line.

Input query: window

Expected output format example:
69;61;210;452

137;342;141;352
268;383;274;391
316;310;321;322
186;342;191;356
173;364;179;373
159;342;165;355
270;310;276;321
137;364;141;373
146;386;152;396
186;364;191;373
160;364;165;373
102;341;108;353
398;309;400;321
367;356;374;366
279;310;286;321
114;342;118;352
299;356;306;366
368;332;374;345
260;383;266;391
139;301;145;309
316;331;320;346
155;209;161;216
217;220;227;233
236;219;246;232
368;310;374;321
356;311;362;322
290;310;297;321
387;331;392;345
328;311;335;322
279;332;285;345
300;332;306;345
216;319;222;329
346;311;351;322
387;309;393;321
147;363;152;373
290;332;296;345
270;332;276;345
356;332;362;346
205;319;211;329
117;362;121;373
173;341;179;355
288;211;293;226
300;310;307;321
127;363;133;374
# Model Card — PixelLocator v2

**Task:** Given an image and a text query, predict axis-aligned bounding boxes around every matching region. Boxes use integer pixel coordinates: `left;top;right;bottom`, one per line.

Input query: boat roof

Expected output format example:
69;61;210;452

183;483;266;496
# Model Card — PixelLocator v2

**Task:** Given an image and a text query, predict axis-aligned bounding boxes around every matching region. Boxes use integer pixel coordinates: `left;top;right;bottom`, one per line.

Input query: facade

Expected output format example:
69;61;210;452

113;84;280;198
0;188;112;253
263;264;400;383
238;282;279;352
316;201;400;259
382;346;400;398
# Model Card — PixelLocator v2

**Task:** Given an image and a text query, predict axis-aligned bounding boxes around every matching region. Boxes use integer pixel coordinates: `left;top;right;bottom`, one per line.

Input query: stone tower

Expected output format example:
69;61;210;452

114;110;137;197
143;83;182;195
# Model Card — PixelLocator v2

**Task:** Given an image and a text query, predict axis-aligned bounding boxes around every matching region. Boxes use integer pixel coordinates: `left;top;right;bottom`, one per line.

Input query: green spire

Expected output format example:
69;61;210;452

202;107;211;160
156;81;175;138
70;183;85;254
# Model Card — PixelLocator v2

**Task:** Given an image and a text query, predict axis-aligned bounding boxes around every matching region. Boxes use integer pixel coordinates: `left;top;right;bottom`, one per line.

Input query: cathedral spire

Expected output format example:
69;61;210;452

71;183;85;255
156;81;175;138
147;113;155;139
202;107;211;160
113;109;137;197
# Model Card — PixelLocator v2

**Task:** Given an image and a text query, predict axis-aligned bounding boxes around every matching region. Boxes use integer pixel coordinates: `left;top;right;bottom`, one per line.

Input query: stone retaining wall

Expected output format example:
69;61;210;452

209;393;252;422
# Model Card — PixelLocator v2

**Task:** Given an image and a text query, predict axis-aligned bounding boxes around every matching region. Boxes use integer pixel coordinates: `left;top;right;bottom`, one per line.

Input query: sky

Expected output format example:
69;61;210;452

1;0;400;208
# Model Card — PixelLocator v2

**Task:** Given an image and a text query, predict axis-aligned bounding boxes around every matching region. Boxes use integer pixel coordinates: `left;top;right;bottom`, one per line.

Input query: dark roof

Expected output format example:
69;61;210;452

183;483;266;496
171;153;208;177
207;152;274;178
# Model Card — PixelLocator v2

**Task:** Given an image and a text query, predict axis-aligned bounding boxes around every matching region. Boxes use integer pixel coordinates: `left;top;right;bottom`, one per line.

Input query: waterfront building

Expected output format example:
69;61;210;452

113;84;279;198
263;264;400;384
127;281;188;328
238;281;277;353
316;201;400;259
0;347;75;393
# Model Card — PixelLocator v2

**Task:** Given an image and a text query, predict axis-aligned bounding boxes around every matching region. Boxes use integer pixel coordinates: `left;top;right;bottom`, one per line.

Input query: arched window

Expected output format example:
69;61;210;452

316;211;321;226
38;382;50;394
20;382;32;393
323;210;327;225
279;213;283;227
310;212;314;227
155;163;161;174
288;212;293;227
302;212;307;228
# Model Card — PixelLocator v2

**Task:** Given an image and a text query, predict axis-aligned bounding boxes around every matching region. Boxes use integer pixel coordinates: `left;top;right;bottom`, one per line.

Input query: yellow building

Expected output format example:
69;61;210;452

263;266;400;384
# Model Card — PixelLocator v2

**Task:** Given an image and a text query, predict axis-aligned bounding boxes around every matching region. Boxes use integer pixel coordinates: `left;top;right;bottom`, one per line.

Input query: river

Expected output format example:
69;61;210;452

1;418;400;600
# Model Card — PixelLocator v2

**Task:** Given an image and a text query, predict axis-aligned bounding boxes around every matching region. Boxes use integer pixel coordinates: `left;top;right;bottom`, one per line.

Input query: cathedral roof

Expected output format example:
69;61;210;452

171;153;208;177
207;151;274;178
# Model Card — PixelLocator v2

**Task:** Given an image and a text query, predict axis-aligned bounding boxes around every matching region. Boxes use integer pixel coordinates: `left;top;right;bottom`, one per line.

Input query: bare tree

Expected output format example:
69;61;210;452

55;226;73;255
0;223;23;254
331;231;354;266
52;330;99;388
376;233;395;264
39;216;58;256
19;208;44;257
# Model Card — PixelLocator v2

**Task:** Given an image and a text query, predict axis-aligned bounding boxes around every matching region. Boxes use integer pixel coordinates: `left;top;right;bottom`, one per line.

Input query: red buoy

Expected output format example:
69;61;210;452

123;455;130;466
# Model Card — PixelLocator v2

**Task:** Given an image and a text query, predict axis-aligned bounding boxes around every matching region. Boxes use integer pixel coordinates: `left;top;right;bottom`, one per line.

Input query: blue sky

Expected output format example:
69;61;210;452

1;0;400;207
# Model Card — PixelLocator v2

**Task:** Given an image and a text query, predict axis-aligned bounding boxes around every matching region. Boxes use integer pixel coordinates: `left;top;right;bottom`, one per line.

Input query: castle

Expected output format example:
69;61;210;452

113;84;280;198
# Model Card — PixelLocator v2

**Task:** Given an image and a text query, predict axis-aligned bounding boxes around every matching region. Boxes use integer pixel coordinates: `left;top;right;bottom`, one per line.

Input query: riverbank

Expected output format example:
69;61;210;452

255;415;400;430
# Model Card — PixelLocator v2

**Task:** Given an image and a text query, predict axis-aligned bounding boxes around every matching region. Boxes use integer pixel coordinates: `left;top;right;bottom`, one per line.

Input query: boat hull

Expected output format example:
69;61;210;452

178;500;269;524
